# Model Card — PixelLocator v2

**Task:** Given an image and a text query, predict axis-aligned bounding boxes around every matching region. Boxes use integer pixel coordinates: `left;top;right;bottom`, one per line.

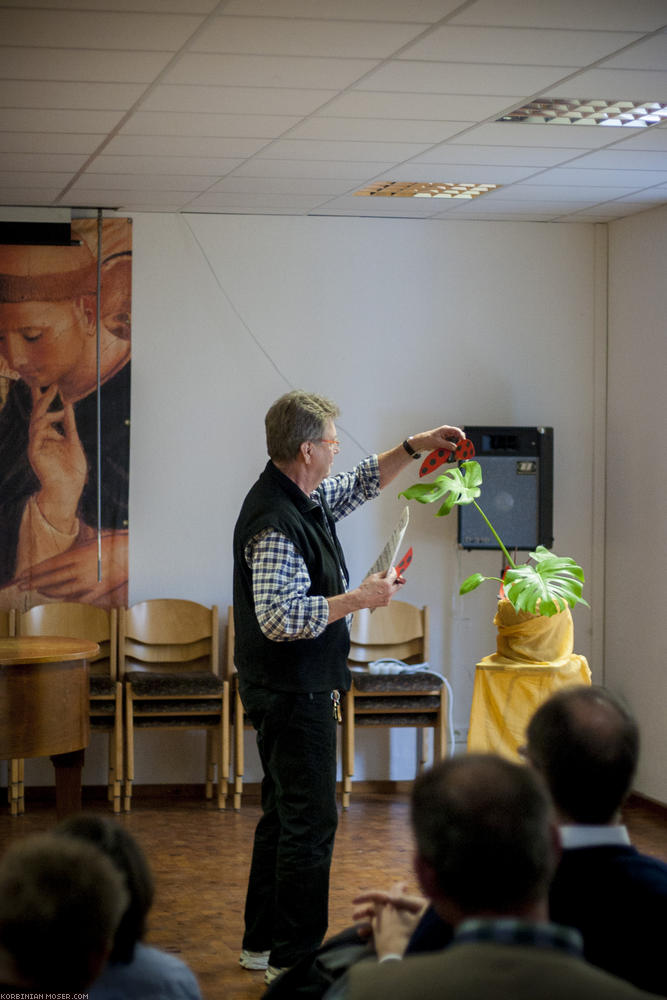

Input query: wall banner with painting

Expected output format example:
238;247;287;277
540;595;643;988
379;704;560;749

0;218;131;610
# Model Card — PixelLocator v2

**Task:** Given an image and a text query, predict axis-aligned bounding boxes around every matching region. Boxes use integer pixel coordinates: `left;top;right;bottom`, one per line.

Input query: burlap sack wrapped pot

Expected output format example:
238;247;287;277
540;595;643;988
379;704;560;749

467;598;591;760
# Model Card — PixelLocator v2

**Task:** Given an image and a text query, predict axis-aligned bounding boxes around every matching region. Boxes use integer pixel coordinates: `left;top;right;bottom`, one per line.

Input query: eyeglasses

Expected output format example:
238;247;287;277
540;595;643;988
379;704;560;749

318;438;340;447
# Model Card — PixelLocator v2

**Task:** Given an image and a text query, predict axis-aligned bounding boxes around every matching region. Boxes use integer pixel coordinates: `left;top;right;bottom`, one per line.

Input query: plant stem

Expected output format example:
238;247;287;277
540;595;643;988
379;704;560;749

472;500;517;568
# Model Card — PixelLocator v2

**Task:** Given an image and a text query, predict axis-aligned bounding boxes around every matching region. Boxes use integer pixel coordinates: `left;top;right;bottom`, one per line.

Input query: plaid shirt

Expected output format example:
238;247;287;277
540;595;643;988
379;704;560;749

454;918;583;956
245;455;380;641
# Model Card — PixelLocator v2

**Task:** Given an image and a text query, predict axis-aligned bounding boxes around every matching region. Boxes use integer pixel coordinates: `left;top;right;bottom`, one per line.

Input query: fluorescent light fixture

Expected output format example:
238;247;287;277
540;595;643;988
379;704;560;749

354;181;499;199
498;99;667;127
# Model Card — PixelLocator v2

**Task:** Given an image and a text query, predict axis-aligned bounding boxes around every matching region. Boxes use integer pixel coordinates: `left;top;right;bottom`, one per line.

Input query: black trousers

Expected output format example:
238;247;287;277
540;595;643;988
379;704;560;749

239;684;339;968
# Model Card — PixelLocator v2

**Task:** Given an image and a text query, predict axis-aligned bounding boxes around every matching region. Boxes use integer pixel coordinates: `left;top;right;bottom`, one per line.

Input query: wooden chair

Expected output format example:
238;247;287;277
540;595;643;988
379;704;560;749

120;600;229;811
225;607;254;810
16;602;122;813
341;601;449;809
0;610;20;815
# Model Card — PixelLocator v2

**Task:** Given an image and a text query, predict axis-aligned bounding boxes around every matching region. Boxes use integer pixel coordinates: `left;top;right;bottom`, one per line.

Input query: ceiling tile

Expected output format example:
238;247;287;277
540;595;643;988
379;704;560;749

572;147;667;169
358;61;575;95
0;109;124;133
164;53;379;88
523;166;667;187
230;159;393;179
449;0;667;32
0;81;145;111
119;111;300;138
449;122;625;148
377;162;540;184
0;9;205;50
0;133;105;154
600;32;667;70
542;66;667;95
0;47;173;82
286;118;467;143
254;138;431;160
0;153;88;172
105;135;269;157
410;143;584;166
91;154;244;175
318;91;516;122
219;1;463;21
0;171;73;188
72;172;215;191
194;16;426;57
142;84;337;116
207;175;355;195
399;25;642;65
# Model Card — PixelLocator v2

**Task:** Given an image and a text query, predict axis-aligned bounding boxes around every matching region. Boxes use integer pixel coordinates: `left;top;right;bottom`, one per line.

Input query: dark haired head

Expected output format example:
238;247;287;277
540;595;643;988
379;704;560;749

411;754;555;916
526;685;639;824
0;832;127;991
55;814;154;963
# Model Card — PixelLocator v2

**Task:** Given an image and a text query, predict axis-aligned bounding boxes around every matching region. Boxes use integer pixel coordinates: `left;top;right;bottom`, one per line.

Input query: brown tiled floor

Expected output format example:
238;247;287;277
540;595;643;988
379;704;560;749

0;788;664;1000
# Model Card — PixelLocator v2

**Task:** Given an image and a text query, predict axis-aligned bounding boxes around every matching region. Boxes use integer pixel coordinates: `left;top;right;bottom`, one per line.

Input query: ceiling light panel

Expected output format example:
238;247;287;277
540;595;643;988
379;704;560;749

354;181;499;199
498;98;667;127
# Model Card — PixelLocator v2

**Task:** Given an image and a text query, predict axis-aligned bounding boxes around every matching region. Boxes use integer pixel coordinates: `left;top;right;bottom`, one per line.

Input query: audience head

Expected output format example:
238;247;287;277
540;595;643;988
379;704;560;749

0;831;128;992
526;684;639;824
411;753;556;923
55;813;155;963
265;389;339;463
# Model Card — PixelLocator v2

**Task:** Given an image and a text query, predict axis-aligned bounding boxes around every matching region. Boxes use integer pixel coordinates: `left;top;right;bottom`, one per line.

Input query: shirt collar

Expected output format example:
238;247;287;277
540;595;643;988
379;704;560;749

455;917;582;957
558;824;631;848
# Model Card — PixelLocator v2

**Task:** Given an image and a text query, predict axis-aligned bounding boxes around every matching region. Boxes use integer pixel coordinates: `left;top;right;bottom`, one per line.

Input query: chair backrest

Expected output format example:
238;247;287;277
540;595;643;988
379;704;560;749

17;602;116;679
120;599;219;676
349;601;429;667
0;609;15;637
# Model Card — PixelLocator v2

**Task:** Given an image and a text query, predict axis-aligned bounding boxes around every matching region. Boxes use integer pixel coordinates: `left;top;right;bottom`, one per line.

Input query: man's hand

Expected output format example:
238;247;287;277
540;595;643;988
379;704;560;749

356;568;405;609
378;423;464;488
350;883;427;959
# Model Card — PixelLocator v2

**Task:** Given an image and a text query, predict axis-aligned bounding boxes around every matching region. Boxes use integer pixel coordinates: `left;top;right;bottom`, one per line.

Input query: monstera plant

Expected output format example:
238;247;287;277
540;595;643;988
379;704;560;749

400;460;588;618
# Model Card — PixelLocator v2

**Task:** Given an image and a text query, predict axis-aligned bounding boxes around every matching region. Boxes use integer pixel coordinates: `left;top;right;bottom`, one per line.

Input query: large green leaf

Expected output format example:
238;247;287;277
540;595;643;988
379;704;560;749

399;460;482;516
503;546;589;617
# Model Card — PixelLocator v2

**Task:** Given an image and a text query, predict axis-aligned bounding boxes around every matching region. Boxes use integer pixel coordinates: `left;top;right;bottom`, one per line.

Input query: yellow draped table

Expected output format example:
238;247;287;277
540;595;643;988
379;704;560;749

467;600;591;761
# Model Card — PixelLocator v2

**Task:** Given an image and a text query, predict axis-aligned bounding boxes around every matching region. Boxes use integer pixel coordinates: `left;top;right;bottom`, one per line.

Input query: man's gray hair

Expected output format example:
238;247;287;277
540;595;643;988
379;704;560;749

265;390;340;463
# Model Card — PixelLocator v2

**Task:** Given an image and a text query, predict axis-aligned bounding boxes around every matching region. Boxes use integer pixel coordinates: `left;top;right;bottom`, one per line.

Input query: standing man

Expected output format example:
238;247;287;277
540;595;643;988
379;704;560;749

233;389;463;984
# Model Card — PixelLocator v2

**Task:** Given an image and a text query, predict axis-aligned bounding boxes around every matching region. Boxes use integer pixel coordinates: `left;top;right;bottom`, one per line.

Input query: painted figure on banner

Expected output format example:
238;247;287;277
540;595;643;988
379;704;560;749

0;218;131;610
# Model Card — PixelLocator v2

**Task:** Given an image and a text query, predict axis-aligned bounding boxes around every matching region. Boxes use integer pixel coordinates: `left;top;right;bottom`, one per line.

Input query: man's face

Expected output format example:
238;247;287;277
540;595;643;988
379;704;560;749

0;298;93;388
312;419;340;482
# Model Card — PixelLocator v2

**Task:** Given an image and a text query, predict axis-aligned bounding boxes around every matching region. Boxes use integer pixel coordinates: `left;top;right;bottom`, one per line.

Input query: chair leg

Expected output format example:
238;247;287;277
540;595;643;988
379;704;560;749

113;683;123;813
205;731;215;800
123;685;134;812
342;688;355;810
219;681;230;809
233;688;244;810
9;759;22;816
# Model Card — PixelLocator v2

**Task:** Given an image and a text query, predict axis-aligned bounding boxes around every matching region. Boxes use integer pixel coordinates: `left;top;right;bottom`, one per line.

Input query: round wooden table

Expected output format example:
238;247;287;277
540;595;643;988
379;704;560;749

0;636;98;817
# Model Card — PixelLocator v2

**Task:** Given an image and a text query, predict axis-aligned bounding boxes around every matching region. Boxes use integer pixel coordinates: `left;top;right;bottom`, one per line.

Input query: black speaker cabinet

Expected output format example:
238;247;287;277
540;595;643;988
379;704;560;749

457;426;553;551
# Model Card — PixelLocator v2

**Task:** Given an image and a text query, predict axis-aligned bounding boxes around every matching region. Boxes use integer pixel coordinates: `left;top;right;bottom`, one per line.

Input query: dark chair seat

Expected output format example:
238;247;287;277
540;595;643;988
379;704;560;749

124;671;224;696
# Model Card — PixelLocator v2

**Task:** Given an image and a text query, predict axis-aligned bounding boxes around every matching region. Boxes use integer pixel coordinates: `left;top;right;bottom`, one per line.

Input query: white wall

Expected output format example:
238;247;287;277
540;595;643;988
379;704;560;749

22;212;604;790
606;205;667;804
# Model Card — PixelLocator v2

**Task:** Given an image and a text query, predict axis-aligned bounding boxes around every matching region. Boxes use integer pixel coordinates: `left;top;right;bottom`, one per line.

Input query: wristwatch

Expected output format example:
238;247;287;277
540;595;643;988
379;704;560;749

402;438;422;459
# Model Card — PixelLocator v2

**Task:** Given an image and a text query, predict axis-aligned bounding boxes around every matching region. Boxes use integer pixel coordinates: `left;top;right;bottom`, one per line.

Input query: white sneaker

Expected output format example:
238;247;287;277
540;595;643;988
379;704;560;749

265;964;288;985
239;948;270;971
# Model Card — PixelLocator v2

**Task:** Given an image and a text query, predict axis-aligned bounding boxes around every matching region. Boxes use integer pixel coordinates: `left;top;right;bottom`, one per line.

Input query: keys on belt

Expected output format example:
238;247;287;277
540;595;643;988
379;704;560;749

331;689;342;724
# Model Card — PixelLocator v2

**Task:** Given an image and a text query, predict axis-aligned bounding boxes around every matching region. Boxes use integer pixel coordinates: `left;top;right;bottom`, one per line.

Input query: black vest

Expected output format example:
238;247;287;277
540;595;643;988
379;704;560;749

233;461;351;693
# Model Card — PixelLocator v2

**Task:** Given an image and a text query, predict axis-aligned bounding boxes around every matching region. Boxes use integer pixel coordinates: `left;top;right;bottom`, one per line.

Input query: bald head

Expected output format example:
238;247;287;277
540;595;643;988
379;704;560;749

411;754;556;917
